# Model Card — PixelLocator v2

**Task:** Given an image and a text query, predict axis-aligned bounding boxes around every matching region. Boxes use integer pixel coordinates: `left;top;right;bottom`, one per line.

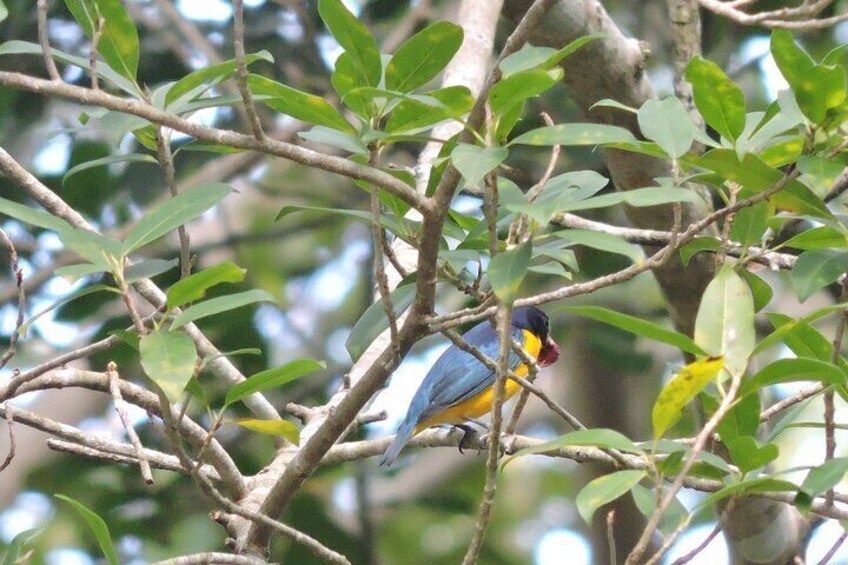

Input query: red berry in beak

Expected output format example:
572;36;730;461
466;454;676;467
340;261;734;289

538;337;560;366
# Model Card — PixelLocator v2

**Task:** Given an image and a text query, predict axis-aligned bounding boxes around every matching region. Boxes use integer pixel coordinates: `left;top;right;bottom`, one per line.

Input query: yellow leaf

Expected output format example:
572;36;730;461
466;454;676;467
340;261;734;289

234;418;300;445
652;356;724;439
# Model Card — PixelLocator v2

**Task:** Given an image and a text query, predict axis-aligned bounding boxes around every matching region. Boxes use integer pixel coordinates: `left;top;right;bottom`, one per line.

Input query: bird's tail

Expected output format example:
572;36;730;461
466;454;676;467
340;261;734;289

379;418;417;467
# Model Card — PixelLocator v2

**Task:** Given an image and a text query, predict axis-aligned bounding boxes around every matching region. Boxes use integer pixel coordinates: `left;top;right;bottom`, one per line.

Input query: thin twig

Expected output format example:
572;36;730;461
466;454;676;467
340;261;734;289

115;268;147;335
526;112;559;202
0;227;25;370
816;530;848;565
155;129;191;279
670;521;723;565
47;438;221;482
697;0;845;29
232;0;264;140
607;510;617;565
156;127;191;279
151;553;266;565
107;361;154;485
462;304;512;564
89;14;105;91
37;0;61;81
761;383;826;422
0;405;15;473
825;280;848;506
369;151;400;358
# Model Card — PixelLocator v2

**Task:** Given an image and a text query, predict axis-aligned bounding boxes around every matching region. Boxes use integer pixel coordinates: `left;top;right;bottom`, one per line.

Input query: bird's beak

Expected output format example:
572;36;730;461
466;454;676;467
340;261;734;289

538;337;560;367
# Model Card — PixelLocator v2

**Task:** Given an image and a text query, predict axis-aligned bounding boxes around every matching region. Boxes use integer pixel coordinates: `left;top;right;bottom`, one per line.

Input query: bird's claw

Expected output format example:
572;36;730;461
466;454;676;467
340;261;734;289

454;424;480;454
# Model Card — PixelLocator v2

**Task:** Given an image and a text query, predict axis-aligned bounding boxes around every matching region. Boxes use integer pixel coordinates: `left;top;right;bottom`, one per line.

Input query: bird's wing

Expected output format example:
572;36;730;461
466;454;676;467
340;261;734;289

417;325;525;422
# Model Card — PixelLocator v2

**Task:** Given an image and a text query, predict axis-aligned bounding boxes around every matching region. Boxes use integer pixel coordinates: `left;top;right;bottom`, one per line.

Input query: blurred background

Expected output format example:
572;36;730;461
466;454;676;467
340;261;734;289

1;0;848;563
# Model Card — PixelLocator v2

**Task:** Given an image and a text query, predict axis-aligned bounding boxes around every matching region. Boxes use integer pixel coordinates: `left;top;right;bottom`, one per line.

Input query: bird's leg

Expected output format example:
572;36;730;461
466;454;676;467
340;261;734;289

462;417;489;431
453;424;481;454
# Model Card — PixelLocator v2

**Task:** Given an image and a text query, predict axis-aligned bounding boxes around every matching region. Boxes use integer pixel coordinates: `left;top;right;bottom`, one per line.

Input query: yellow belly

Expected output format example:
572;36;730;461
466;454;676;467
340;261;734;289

414;330;542;432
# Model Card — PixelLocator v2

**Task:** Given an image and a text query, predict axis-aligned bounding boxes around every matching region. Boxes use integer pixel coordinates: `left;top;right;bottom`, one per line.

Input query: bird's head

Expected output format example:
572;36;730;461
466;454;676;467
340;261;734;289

512;306;560;366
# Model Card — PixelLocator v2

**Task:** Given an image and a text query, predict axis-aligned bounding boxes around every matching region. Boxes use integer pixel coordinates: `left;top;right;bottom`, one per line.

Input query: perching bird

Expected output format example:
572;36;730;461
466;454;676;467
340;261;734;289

379;306;560;467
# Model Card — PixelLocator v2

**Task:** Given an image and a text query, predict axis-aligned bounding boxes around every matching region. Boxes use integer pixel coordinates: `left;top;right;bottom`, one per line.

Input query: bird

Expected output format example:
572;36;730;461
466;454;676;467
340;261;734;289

379;306;560;467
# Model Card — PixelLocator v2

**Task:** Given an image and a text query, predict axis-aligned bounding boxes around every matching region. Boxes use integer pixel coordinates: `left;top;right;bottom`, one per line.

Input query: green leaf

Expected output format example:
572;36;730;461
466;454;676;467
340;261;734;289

20;283;117;337
166;51;274;107
0;195;119;265
55;494;119;565
500;44;559;76
299;126;368;154
652;356;724;438
561;306;706;356
64;0;139;84
125;258;179;282
755;303;848;354
248;74;353;132
0;1;7;23
139;330;197;402
740;357;846;397
631;484;688;535
726;436;779;473
385;85;473;133
55;262;108;281
771;30;847;125
693;264;755;376
503;428;644;468
797;457;848;505
791;250;848;302
576;470;645;524
685;57;746;142
554;229;644;263
488;68;562;117
385;22;462;92
695;477;798;511
1;529;40;565
331;51;373;117
739;269;773;313
166;261;246;310
111;329;140;351
0;40;138;96
499;34;601;76
560;185;701;212
225;359;326;407
730;201;770;248
318;0;381;89
346;283;416;362
487;242;532;303
697;151;833;221
233;418;300;445
511;123;637;146
716;391;761;442
170;289;274;331
783;226;848;250
275;204;409;241
63;153;157;184
451;144;509;187
122;182;232;254
680;237;721;266
637;98;694;159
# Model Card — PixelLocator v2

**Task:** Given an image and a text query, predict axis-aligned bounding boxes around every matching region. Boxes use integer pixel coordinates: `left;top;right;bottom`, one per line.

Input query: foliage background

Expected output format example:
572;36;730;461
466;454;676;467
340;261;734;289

1;0;848;564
